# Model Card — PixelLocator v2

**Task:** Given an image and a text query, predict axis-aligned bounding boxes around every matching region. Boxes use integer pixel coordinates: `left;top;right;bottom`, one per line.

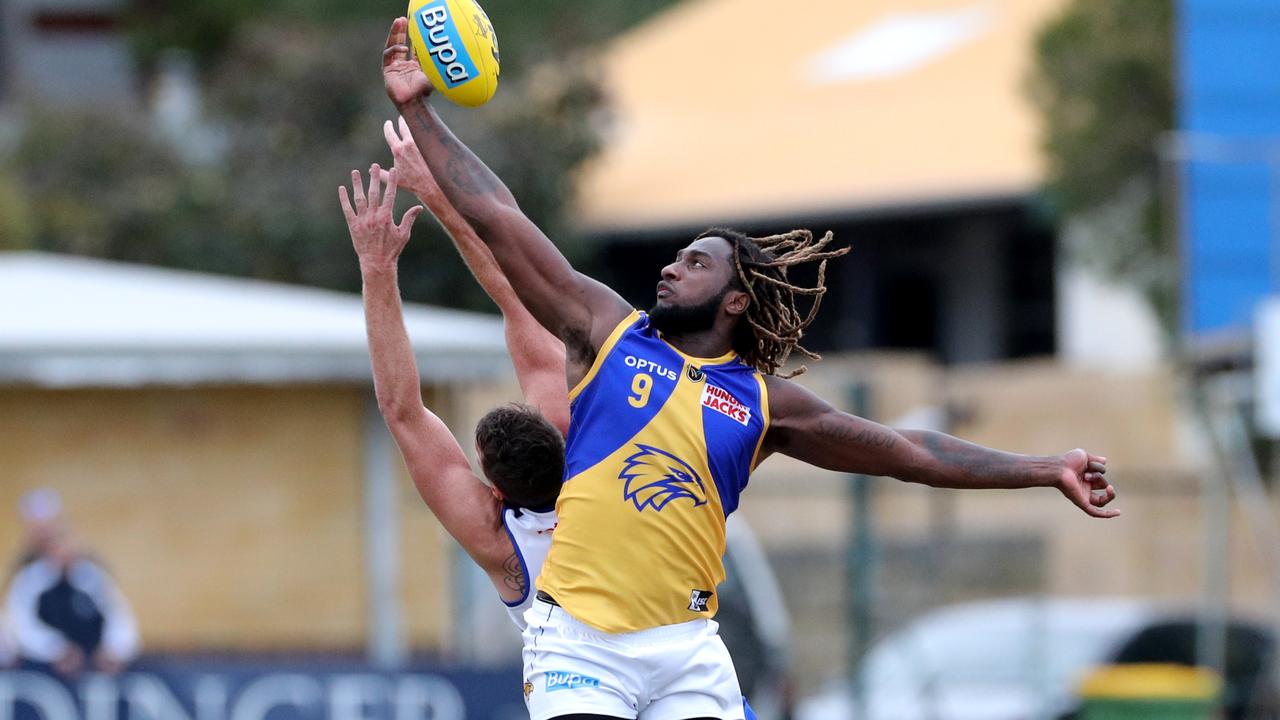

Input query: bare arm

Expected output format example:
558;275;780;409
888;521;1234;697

341;166;524;596
380;18;630;386
384;118;569;435
762;377;1119;518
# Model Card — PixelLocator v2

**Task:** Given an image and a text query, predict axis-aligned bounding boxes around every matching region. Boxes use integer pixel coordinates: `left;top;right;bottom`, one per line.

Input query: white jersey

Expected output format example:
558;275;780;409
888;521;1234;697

501;505;557;630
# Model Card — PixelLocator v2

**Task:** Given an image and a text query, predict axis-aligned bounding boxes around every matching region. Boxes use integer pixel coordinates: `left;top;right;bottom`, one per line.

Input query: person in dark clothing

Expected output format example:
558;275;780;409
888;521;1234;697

5;491;138;677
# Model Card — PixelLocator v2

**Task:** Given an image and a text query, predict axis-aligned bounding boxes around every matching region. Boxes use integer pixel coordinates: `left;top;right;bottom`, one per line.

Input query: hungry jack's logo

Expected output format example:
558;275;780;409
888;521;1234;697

701;384;751;426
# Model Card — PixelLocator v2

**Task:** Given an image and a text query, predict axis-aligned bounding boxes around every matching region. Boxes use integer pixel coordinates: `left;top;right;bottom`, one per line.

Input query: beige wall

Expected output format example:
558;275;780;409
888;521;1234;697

0;385;453;653
1;359;1266;692
736;353;1268;692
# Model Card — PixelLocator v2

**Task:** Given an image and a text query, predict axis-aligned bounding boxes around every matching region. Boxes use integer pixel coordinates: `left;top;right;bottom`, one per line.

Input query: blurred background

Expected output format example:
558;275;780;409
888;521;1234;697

1;0;1278;718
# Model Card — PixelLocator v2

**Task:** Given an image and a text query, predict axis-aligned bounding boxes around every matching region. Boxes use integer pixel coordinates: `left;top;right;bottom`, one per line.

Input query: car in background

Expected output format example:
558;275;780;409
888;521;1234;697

1059;617;1279;719
796;598;1155;720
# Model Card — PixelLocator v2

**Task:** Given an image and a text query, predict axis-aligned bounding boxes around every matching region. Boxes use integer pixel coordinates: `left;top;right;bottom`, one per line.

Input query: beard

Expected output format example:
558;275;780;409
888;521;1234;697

648;287;728;336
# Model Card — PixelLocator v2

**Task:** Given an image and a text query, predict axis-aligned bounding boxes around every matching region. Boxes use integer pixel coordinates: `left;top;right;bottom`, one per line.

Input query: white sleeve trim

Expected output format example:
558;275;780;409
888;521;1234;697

5;560;69;662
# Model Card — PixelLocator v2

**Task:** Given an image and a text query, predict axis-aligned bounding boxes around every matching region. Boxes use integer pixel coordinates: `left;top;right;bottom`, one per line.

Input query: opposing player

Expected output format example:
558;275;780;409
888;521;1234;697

342;158;567;625
381;17;1117;720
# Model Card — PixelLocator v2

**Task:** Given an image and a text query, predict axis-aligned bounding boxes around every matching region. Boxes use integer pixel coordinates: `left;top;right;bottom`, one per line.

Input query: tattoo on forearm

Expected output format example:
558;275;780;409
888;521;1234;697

401;100;500;200
445;153;499;196
502;551;526;595
916;431;1046;487
817;418;897;449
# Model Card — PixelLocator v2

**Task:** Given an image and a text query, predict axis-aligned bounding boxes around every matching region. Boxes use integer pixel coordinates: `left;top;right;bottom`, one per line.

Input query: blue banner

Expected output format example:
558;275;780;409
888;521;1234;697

0;658;527;720
1178;0;1280;340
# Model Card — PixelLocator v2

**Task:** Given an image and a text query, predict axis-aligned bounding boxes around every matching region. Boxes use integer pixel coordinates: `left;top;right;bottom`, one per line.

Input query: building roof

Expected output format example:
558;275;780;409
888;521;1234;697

574;0;1066;233
0;252;510;387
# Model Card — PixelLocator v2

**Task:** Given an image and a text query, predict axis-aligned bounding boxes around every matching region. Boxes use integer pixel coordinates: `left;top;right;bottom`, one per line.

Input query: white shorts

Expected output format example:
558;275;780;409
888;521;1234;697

521;598;746;720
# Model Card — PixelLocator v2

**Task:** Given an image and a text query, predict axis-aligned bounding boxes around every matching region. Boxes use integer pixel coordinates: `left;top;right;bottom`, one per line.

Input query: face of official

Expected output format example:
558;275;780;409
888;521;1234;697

649;236;748;336
45;529;77;568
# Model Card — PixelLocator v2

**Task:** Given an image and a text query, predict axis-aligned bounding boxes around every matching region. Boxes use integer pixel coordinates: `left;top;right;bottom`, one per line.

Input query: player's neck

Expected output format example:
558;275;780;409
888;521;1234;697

661;329;733;361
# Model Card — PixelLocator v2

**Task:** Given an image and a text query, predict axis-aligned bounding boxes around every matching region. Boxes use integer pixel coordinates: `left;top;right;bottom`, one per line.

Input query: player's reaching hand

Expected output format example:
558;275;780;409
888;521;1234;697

382;117;571;434
340;164;424;270
384;117;441;203
383;17;432;105
1057;449;1118;518
379;19;633;387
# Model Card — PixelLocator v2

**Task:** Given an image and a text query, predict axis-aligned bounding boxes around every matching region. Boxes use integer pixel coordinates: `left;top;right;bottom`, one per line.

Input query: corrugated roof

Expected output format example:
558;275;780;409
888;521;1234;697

0;252;509;387
574;0;1065;232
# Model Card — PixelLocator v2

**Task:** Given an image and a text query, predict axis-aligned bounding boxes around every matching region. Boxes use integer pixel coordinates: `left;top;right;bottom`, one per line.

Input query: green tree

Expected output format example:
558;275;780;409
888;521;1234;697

7;1;680;309
128;0;680;76
1029;0;1176;333
201;19;603;306
8;108;227;267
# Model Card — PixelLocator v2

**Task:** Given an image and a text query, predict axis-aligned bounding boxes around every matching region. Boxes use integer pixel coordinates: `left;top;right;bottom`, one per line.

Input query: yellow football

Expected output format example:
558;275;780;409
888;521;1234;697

407;0;500;108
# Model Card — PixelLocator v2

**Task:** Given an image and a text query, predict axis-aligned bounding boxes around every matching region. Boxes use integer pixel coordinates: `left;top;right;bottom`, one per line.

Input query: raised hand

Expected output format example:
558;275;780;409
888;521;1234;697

340;164;424;270
383;17;433;106
1057;449;1118;518
384;116;442;201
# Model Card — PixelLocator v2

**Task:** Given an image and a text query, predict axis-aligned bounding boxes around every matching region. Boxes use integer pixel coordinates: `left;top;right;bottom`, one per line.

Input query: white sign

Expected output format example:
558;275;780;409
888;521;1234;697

1255;297;1280;436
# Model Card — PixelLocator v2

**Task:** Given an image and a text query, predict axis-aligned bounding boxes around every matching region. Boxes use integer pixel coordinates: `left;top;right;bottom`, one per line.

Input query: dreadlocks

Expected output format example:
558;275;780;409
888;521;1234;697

696;227;850;378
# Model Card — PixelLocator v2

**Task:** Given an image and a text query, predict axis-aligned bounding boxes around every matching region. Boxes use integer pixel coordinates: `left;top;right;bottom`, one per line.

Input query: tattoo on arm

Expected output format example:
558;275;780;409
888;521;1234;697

808;414;1055;489
501;551;526;595
912;430;1055;489
445;152;500;196
400;100;502;201
920;432;998;478
816;417;897;449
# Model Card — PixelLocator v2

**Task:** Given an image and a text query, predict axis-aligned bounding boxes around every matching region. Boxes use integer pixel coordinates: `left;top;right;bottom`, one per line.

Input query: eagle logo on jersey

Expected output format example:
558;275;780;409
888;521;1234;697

620;444;708;512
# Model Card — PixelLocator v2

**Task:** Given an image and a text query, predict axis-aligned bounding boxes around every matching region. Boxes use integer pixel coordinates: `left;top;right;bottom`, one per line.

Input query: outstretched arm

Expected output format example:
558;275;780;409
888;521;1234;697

384;117;569;435
762;377;1119;518
342;165;520;591
381;18;630;386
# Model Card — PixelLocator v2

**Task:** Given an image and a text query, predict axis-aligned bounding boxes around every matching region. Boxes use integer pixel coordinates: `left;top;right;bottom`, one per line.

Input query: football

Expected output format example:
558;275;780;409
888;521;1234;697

406;0;500;107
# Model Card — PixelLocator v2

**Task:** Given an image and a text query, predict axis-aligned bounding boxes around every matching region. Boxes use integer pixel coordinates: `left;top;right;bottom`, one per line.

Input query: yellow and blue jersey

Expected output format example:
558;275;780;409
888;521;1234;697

537;310;769;633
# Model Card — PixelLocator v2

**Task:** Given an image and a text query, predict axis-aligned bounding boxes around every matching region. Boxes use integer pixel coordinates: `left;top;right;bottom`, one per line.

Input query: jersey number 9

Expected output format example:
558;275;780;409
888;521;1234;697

629;373;653;408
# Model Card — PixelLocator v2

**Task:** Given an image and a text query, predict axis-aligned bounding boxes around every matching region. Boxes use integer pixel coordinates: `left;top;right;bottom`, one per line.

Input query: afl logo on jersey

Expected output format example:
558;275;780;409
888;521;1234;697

686;365;705;382
620;444;708;512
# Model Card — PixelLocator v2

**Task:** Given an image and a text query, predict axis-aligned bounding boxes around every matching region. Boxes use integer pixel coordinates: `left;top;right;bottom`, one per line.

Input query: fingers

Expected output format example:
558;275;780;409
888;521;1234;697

398;204;425;234
1085;504;1121;519
382;45;408;65
1070;484;1119;518
384;19;398;50
351;169;367;214
367;163;382;209
384;18;408;63
1088;480;1116;503
1087;451;1107;475
338;185;355;223
399;115;411;142
383;119;400;152
382;168;399;211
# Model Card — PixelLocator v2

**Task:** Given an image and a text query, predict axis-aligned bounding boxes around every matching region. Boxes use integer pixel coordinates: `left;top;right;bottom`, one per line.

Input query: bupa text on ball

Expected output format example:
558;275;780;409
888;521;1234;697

416;2;476;88
406;0;500;107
